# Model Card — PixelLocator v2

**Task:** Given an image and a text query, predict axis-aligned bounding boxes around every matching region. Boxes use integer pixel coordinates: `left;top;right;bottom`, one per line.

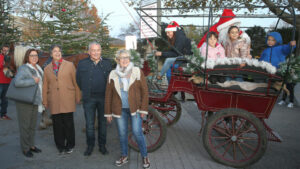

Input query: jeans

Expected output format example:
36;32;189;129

159;57;177;77
0;84;9;117
282;83;296;103
115;108;147;157
83;97;106;147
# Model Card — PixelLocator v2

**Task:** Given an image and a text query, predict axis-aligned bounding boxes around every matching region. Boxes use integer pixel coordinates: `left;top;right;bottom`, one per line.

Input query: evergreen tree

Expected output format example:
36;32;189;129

0;0;21;47
26;0;95;55
95;13;117;58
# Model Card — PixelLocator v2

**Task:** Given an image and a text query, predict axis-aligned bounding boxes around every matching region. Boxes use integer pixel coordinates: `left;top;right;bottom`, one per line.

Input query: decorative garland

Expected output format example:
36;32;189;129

201;57;277;74
278;54;300;83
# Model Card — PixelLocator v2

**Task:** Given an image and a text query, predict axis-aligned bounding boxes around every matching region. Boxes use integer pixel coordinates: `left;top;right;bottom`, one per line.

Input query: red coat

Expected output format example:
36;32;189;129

0;54;12;84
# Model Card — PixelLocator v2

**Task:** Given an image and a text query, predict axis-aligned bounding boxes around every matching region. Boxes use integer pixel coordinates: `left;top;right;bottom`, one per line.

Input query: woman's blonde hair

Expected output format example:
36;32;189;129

14;46;29;68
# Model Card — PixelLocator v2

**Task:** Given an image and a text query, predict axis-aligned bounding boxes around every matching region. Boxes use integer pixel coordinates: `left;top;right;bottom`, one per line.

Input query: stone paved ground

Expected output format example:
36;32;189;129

0;84;299;169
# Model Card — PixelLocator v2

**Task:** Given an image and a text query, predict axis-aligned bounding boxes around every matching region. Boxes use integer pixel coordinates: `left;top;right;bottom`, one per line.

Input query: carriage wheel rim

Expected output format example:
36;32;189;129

208;115;262;163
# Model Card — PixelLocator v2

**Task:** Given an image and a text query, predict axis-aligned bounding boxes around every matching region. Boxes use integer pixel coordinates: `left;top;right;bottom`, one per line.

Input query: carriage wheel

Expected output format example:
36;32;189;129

128;106;167;153
203;108;267;168
152;98;182;126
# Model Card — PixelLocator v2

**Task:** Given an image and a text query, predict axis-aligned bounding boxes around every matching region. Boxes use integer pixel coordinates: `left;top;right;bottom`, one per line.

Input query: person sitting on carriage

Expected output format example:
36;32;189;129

155;21;193;80
200;31;226;60
259;32;296;108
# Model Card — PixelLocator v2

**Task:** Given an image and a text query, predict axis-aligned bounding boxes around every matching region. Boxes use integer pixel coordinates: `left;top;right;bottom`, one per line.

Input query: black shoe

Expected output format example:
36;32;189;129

99;145;109;155
23;150;33;158
84;146;93;156
30;146;42;153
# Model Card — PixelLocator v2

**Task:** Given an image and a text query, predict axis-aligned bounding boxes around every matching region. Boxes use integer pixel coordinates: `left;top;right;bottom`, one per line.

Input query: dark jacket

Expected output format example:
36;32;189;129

76;57;112;101
259;32;295;68
162;29;193;58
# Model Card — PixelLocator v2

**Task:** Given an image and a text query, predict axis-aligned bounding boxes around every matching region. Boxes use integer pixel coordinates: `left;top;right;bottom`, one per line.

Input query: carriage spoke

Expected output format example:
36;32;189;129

221;119;232;134
239;141;256;151
238;136;258;140
222;141;232;157
233;142;237;160
237;128;257;137
235;119;246;135
213;125;231;137
211;136;230;139
231;116;236;135
214;138;231;149
237;142;248;158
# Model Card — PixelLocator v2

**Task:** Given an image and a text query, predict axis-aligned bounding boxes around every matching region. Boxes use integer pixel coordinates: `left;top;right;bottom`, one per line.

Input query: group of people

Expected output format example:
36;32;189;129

154;9;296;107
3;43;150;168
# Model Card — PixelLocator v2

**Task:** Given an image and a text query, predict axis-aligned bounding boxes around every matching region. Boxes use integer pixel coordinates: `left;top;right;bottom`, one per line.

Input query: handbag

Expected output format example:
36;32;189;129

5;78;38;104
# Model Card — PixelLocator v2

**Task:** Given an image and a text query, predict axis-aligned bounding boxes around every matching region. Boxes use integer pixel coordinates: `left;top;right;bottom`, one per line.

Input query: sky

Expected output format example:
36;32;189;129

91;0;290;39
91;0;138;38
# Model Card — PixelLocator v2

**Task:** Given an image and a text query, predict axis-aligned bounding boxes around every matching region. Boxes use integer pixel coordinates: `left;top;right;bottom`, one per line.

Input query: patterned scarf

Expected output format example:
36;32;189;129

52;58;63;76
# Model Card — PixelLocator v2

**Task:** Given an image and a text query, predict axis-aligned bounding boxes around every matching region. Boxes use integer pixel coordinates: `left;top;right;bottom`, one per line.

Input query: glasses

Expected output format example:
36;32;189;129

29;54;38;57
119;57;130;60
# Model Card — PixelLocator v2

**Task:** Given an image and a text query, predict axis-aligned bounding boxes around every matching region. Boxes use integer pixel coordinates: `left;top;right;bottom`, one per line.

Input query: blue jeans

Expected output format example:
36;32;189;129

115;108;147;157
0;84;9;117
159;57;177;77
83;97;106;147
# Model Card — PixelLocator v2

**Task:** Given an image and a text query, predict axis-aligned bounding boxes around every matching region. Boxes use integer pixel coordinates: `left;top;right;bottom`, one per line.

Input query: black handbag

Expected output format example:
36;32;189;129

5;78;38;104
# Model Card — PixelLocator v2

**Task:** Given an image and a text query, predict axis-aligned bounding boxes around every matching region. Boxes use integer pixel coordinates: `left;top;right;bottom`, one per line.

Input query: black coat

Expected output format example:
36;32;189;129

162;29;193;58
76;57;112;101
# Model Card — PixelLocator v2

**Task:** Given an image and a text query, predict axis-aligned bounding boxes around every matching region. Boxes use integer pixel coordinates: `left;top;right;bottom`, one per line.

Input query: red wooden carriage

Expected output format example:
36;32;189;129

127;3;297;168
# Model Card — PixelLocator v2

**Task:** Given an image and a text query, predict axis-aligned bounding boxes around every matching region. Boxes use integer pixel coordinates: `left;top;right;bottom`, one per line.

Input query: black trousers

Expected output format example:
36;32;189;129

282;83;296;103
52;112;75;151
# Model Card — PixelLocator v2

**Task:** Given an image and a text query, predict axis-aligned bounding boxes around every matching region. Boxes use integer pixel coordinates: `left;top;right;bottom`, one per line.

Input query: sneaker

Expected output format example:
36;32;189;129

115;156;128;167
1;115;11;120
65;148;73;154
58;149;65;155
143;157;150;169
287;102;294;108
278;100;285;106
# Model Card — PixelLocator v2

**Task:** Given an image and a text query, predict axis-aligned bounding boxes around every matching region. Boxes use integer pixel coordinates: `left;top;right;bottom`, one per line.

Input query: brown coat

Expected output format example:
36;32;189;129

104;67;148;118
42;60;81;115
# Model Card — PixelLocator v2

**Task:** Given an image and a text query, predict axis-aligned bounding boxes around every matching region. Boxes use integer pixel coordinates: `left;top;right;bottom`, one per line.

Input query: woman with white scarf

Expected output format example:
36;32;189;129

105;50;150;168
14;49;44;157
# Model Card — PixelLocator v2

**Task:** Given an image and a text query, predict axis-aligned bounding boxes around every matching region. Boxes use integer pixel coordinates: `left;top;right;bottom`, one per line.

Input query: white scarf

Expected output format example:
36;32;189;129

115;62;133;91
26;63;45;113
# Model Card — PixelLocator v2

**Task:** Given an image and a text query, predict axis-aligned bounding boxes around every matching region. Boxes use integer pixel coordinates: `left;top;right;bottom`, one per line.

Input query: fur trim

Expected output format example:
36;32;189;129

165;27;177;32
217;18;241;32
108;67;141;98
201;58;277;74
139;110;148;115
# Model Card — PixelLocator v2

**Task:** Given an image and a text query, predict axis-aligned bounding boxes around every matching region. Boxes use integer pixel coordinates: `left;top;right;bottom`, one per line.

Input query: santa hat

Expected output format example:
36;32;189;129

165;21;180;32
216;9;241;32
197;9;244;48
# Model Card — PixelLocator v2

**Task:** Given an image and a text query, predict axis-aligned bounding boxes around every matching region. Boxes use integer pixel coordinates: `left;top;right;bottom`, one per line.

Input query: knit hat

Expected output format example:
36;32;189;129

165;21;180;32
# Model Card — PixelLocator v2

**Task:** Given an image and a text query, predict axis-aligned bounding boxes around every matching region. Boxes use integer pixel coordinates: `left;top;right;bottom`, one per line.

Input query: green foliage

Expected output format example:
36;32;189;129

96;14;117;58
278;54;300;83
245;26;267;58
0;0;21;47
26;0;94;55
130;49;143;68
182;43;204;74
146;53;158;73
